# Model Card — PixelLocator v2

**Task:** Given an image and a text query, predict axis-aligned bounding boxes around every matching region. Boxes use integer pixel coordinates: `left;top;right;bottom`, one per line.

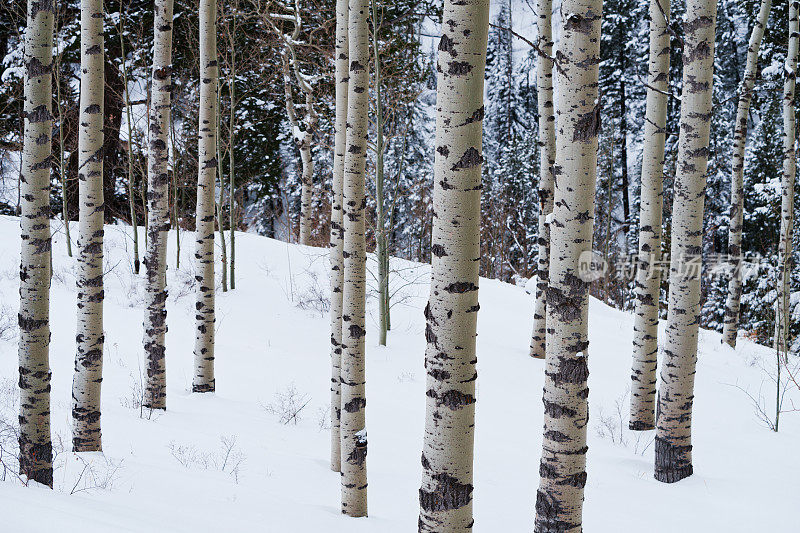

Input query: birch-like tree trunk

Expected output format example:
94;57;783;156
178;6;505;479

776;0;798;354
329;0;348;474
722;0;772;348
18;0;54;487
142;0;175;410
193;0;217;393
534;1;602;530
72;0;105;452
654;0;717;484
629;0;670;431
529;0;555;359
339;0;369;516
417;0;489;529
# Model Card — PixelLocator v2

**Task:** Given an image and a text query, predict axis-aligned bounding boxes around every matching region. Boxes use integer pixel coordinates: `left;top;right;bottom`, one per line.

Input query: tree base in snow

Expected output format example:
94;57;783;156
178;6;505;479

654;435;693;483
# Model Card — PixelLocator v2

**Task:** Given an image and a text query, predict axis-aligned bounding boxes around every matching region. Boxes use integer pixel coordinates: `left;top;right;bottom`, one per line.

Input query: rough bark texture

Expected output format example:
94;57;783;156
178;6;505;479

19;0;54;487
654;0;717;484
629;0;670;431
340;0;369;516
72;0;105;452
417;0;489;530
722;0;772;348
192;0;217;394
529;0;555;360
142;0;174;410
776;0;798;354
533;0;601;530
330;0;348;474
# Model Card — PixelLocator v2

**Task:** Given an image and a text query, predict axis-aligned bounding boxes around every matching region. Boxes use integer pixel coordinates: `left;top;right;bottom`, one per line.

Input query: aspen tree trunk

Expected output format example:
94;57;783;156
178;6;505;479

776;0;798;355
654;0;717;484
19;0;54;487
340;0;369;515
629;0;670;431
529;0;555;359
118;9;140;274
216;90;229;293
193;0;217;393
329;0;348;473
72;0;105;452
228;60;236;290
54;53;71;257
417;0;489;529
722;0;772;348
533;1;602;530
142;0;175;410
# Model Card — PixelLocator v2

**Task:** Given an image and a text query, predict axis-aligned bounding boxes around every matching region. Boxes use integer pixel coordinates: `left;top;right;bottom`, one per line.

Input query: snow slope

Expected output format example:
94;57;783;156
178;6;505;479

0;214;796;532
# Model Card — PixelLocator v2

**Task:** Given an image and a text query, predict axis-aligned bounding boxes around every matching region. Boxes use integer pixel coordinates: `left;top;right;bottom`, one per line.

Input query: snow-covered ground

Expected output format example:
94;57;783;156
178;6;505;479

0;214;796;531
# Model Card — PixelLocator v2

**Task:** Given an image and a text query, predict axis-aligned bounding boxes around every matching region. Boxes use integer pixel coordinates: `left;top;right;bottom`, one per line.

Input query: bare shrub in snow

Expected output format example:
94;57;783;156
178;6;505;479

168;435;245;483
294;270;330;316
594;389;654;455
0;303;15;341
397;371;415;383
68;454;124;494
316;404;331;431
262;384;311;425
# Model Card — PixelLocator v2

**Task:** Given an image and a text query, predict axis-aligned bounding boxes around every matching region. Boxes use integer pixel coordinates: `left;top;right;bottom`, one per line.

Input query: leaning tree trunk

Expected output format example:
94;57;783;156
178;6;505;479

529;0;555;359
629;0;671;431
417;0;489;530
722;0;772;348
72;0;105;452
654;0;717;484
193;0;217;393
142;0;175;410
329;0;348;474
339;0;369;516
18;0;54;487
776;0;798;355
533;0;602;530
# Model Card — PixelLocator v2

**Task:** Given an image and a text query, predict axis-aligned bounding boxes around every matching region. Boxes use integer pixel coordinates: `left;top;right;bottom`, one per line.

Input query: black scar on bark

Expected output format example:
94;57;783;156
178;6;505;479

451;147;483;171
348;324;366;339
460;105;484;126
543;398;577;418
343;397;366;413
447;61;473;76
431;244;447;257
426;389;475;410
419;472;473;512
438;34;457;57
26;57;51;78
444;281;478;293
347;439;367;466
573;103;602;142
535;489;581;531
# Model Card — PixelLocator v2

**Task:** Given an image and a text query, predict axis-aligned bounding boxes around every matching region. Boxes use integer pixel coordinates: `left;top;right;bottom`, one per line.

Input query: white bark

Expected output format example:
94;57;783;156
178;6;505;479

193;0;217;393
654;0;717;484
329;0;348;474
722;0;772;348
529;0;555;360
417;0;489;529
18;0;54;487
339;0;369;515
142;0;175;410
72;0;105;452
629;0;670;431
776;0;798;354
534;1;602;530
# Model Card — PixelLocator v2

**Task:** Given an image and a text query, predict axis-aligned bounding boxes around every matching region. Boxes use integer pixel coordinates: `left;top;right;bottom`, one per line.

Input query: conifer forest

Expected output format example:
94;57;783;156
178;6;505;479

0;0;798;529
